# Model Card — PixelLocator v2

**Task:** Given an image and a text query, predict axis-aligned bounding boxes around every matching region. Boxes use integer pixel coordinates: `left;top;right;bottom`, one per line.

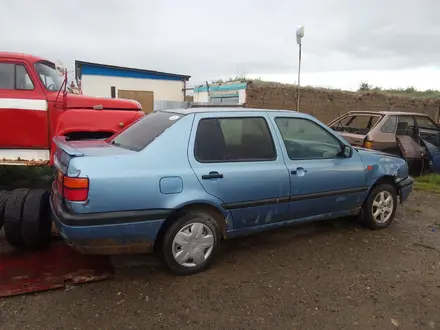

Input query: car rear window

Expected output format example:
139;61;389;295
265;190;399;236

332;115;381;135
108;111;184;151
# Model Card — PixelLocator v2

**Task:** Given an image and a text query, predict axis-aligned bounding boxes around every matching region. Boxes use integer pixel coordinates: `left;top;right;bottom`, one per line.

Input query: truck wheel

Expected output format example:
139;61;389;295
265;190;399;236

160;210;221;276
359;183;398;230
0;191;10;230
21;189;51;249
3;188;30;248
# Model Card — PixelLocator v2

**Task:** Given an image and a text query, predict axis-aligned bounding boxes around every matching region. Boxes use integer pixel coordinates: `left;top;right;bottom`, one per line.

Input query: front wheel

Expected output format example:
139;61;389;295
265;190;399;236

160;211;221;275
360;183;398;230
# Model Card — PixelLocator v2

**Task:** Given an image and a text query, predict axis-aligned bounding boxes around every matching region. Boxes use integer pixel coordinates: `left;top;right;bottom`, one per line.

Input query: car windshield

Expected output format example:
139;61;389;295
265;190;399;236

332;115;381;135
34;61;64;92
108;111;185;151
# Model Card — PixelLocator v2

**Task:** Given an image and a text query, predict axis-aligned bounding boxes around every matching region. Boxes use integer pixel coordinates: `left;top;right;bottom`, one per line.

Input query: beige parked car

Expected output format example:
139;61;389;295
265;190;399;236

328;111;440;175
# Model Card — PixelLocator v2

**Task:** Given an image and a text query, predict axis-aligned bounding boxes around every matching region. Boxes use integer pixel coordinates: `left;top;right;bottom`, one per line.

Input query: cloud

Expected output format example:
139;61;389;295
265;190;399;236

1;0;440;89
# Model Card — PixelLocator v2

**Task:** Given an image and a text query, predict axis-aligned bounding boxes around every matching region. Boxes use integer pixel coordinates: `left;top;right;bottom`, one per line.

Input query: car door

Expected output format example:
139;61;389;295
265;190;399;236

188;111;290;230
413;115;440;173
0;59;49;149
268;113;367;220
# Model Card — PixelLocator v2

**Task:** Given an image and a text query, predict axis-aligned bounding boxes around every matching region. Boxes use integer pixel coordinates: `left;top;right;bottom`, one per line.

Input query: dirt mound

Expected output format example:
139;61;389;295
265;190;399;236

246;81;440;123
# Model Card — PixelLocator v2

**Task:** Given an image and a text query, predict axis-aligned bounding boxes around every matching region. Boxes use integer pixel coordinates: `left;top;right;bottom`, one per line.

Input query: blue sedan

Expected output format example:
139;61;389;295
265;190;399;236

50;108;413;275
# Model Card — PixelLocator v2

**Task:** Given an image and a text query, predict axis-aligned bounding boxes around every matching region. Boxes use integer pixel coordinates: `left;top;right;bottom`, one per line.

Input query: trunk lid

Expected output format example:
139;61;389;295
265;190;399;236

53;136;134;175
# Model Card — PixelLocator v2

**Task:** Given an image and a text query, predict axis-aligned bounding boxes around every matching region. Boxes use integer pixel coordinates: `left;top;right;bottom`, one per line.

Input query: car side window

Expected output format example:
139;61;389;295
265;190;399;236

15;65;34;90
0;63;34;90
194;117;277;162
397;116;415;135
381;116;397;133
275;117;343;160
0;63;14;89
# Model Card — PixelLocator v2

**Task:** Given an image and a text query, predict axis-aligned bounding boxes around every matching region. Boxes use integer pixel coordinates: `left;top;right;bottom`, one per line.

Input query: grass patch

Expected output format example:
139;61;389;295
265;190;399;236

414;174;440;194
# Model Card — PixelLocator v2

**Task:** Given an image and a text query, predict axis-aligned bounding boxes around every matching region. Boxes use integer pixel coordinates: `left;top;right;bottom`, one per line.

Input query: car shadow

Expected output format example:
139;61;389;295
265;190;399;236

218;216;361;257
111;216;363;275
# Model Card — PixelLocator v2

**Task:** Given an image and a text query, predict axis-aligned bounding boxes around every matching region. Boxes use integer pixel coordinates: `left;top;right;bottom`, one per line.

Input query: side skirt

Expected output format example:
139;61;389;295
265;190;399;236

225;207;361;239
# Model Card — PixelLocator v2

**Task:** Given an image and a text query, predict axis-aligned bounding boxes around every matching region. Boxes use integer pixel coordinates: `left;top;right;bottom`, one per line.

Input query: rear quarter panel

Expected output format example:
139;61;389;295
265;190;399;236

368;116;399;153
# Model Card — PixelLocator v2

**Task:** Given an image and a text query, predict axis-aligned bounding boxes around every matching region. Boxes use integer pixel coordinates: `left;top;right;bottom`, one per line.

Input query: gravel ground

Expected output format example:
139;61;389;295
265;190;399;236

1;190;440;330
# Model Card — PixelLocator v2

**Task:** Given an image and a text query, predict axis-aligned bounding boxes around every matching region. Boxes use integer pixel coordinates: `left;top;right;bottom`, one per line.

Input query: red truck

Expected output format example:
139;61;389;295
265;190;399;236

0;52;144;248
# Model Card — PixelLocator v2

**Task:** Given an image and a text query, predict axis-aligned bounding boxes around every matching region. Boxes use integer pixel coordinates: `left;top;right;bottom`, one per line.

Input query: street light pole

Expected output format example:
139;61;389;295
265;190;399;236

296;25;305;112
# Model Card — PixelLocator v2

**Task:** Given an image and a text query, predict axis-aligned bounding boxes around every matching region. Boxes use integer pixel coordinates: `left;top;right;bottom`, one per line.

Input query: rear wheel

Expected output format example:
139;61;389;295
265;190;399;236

21;189;51;249
160;210;221;275
4;188;29;248
360;183;397;230
0;191;10;230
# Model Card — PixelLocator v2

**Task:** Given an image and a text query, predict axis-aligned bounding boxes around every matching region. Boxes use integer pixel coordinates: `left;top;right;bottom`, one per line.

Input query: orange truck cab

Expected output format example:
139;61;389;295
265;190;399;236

0;52;144;166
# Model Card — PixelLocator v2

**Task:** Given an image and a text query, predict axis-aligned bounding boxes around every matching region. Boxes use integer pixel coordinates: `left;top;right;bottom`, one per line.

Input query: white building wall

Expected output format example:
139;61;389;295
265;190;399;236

238;89;246;104
193;89;246;104
193;91;209;102
81;75;185;101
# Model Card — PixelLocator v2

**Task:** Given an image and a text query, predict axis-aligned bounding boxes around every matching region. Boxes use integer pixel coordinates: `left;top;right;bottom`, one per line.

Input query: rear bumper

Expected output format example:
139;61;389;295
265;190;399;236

50;193;170;255
396;176;413;204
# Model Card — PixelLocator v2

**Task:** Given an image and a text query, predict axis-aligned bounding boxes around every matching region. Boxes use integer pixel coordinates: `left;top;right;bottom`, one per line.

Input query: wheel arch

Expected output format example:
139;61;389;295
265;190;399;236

370;175;398;194
154;202;230;251
362;175;399;208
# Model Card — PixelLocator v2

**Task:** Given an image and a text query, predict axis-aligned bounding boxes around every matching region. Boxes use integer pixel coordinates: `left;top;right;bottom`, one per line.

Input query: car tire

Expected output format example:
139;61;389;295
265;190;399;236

3;188;30;248
160;210;222;276
21;189;52;249
0;191;10;231
360;183;398;230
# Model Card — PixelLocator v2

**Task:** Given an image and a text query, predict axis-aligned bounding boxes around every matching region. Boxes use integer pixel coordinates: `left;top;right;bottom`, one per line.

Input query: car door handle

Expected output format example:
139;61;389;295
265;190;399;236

291;167;307;175
202;171;224;179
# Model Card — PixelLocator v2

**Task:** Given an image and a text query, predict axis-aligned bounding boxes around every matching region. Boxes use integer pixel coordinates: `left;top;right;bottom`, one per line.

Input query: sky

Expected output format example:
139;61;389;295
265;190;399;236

1;0;440;91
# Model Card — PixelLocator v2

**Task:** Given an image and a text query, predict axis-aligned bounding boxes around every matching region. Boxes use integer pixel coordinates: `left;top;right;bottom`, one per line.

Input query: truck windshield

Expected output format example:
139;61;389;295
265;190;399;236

108;111;185;151
34;62;64;92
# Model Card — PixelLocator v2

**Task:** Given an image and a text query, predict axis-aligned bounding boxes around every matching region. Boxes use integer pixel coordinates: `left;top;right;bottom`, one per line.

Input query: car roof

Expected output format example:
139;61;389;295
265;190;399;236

346;110;429;117
160;107;311;117
0;52;48;64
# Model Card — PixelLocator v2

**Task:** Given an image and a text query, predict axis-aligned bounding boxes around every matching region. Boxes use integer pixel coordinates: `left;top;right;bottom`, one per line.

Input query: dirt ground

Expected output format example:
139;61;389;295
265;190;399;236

1;190;440;330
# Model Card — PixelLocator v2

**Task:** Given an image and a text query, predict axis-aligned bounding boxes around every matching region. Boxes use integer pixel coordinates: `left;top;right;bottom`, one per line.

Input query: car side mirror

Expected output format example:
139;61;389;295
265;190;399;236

342;145;352;158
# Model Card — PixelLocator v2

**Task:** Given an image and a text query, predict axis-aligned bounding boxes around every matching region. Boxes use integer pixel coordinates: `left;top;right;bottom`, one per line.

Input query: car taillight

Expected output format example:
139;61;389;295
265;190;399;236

63;176;89;202
56;170;89;202
363;138;373;149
